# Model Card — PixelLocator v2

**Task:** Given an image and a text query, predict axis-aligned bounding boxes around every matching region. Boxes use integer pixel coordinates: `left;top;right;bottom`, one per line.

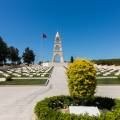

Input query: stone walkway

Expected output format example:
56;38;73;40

0;65;69;120
0;65;120;120
96;85;120;99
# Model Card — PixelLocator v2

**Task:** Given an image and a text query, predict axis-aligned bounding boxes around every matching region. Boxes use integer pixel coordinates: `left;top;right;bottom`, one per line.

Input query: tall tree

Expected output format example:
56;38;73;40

0;36;8;65
70;56;74;63
22;47;35;65
8;46;19;64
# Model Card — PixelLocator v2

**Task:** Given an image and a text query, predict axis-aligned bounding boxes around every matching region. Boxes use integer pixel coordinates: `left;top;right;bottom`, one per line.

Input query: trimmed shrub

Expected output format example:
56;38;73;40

34;95;118;120
66;59;96;97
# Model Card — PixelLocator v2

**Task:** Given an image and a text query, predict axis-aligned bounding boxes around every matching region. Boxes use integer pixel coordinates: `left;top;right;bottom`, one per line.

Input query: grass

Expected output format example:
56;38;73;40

0;79;47;85
97;78;120;84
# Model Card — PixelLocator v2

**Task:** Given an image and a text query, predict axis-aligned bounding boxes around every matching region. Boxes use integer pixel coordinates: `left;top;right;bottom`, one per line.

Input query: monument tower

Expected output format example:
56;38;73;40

52;32;64;63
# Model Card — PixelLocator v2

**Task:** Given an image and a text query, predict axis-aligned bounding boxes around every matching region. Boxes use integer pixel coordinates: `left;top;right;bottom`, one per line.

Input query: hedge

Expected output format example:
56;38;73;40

34;95;120;120
66;59;96;97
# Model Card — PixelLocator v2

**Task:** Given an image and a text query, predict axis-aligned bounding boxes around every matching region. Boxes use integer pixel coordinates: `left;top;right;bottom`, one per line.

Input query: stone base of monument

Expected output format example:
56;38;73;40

69;106;100;116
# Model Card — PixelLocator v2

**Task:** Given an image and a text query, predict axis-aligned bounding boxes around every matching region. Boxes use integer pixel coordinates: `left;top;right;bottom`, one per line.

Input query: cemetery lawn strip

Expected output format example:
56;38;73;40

0;79;47;85
97;78;120;84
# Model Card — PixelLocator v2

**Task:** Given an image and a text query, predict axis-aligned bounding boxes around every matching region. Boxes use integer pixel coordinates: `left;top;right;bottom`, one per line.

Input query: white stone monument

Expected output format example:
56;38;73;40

52;32;64;63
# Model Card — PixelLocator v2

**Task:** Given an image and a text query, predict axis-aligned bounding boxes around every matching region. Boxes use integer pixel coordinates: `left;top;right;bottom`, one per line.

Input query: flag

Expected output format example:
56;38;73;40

41;33;47;39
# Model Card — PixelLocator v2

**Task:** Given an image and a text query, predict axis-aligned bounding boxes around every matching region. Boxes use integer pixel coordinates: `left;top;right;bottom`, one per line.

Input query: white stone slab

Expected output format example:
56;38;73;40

69;106;100;116
43;62;49;67
0;71;4;74
0;78;6;81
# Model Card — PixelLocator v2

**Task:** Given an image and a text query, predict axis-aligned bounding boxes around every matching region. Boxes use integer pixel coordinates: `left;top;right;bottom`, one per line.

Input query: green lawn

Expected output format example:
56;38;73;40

0;79;47;85
97;78;120;84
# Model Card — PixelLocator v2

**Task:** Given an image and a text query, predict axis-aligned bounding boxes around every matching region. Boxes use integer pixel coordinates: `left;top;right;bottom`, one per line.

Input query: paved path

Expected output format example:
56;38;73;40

0;65;69;120
0;65;120;120
96;85;120;99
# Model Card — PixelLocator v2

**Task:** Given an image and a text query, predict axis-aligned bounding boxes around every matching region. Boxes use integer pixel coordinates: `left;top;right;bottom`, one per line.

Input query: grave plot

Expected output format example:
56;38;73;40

95;64;120;84
95;64;120;77
0;65;53;85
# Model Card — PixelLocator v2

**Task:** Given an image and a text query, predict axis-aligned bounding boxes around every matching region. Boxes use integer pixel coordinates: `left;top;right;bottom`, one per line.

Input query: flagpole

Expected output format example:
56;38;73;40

41;33;47;64
40;34;43;64
41;37;44;64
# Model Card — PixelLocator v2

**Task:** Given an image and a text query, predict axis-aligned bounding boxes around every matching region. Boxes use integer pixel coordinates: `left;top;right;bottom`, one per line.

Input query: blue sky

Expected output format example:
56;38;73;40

0;0;120;62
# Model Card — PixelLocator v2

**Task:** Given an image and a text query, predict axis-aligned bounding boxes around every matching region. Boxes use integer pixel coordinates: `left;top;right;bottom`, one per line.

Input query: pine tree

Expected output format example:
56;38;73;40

0;36;8;65
22;47;35;65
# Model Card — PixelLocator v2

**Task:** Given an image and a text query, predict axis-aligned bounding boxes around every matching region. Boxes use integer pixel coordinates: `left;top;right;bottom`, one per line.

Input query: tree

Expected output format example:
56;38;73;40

92;58;120;65
0;36;8;65
70;56;74;63
8;46;19;64
66;59;96;97
22;47;35;65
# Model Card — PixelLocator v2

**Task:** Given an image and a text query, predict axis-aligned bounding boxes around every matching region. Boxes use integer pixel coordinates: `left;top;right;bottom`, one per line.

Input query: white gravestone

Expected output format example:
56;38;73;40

0;78;6;81
69;106;100;116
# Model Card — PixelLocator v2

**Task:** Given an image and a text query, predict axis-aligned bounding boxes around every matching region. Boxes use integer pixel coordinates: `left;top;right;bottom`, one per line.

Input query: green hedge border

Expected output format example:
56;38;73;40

34;95;120;120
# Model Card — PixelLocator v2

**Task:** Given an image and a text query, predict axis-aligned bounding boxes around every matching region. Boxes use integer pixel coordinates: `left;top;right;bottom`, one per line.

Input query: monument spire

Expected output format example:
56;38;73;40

52;32;64;63
56;32;60;37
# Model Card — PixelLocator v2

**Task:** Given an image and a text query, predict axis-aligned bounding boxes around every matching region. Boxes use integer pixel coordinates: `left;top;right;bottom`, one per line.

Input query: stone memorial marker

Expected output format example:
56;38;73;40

69;106;100;116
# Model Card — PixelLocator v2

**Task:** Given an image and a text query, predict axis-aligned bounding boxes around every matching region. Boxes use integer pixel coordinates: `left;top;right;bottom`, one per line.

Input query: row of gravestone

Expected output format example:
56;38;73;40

95;64;120;77
0;65;53;81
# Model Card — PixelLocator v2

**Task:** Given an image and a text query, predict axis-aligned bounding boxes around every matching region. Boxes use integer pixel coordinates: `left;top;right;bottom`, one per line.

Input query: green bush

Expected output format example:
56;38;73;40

66;59;96;97
34;95;119;120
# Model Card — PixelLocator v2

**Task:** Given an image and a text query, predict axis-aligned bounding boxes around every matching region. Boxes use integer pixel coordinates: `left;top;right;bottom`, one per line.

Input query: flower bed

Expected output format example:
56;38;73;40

34;95;120;120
